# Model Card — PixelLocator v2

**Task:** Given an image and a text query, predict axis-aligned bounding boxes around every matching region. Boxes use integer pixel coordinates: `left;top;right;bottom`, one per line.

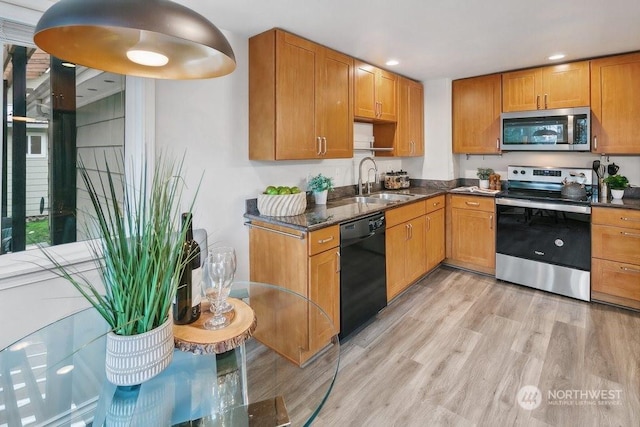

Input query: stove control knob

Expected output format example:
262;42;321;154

520;170;525;174
513;170;518;174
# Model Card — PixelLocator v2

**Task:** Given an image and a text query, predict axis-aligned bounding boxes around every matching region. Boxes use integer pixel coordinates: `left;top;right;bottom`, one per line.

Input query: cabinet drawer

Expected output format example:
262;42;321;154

425;195;445;214
309;225;339;255
592;258;640;308
450;195;494;212
592;207;640;230
592;224;640;265
386;200;426;228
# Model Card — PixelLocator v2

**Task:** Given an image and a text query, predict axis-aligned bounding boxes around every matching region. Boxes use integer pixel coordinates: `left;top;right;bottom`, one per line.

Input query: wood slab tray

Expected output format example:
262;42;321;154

173;298;257;354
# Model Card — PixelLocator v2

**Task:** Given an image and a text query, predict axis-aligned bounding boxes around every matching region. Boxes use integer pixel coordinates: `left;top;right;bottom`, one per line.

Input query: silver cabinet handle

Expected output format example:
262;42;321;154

378;101;382;118
621;266;640;273
490;214;494;230
544;93;548;109
321;136;327;155
496;138;500;150
427;216;431;231
465;201;480;206
536;94;540;110
594;135;597;150
336;251;341;272
316;136;322;155
409;223;413;239
433;201;441;207
621;231;640;238
318;236;334;244
621;217;640;222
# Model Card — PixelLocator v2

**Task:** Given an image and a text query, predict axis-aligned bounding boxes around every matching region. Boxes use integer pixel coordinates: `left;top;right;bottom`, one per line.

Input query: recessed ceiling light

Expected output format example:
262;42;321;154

386;59;399;66
548;54;565;61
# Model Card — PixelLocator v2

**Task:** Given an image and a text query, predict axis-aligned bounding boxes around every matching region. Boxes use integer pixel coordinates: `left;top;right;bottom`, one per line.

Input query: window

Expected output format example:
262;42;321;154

27;134;46;157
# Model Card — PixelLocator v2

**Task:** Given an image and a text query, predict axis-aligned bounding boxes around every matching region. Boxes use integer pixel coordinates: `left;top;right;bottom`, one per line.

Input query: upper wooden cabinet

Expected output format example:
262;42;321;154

452;73;502;154
591;52;640;154
249;29;353;160
373;77;424;157
502;61;590;112
354;61;398;122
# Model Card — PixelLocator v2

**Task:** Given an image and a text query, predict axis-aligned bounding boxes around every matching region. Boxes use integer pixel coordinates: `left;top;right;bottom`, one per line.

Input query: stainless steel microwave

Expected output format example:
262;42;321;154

500;107;590;151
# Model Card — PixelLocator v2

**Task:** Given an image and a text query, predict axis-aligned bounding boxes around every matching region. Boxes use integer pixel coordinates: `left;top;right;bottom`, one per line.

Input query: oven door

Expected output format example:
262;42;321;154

495;198;591;301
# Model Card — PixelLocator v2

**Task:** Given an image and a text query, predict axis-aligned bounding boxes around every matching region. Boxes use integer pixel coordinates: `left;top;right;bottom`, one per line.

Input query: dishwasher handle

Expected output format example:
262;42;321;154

340;230;383;248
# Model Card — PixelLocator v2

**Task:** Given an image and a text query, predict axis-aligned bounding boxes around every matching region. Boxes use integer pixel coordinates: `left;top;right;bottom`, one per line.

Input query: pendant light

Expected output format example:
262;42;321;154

34;0;236;79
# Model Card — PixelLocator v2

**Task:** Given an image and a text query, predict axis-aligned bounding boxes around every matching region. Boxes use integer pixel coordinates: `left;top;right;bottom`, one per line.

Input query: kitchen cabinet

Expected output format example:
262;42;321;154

452;73;502;154
446;194;496;274
248;221;340;365
591;52;640;154
591;207;640;310
249;29;353;160
386;201;427;301
354;60;398;122
374;77;424;157
425;195;445;272
502;61;590;112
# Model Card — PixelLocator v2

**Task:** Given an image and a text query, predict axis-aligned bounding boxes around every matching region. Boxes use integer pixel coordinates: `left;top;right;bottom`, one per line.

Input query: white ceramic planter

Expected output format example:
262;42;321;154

479;179;490;189
105;317;174;386
611;189;625;199
314;189;328;205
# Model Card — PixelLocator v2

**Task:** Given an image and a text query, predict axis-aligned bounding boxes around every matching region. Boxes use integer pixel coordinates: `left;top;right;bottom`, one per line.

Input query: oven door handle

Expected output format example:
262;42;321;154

496;197;591;214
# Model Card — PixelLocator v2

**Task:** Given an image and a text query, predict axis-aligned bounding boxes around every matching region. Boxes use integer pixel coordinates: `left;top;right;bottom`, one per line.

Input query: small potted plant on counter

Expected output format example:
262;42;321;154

603;174;629;199
477;168;494;189
308;173;334;205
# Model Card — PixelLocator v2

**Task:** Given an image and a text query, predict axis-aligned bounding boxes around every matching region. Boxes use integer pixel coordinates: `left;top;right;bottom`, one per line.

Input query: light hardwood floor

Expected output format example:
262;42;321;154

312;266;640;426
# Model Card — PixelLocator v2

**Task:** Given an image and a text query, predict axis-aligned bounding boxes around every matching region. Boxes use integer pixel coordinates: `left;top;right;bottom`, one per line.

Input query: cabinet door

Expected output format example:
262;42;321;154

408;80;424;156
591;52;640;154
386;223;407;301
354;61;377;119
502;69;541;112
405;216;427;283
451;208;495;269
309;249;340;351
426;208;445;272
542;61;590;109
377;69;398;121
592;258;640;310
275;33;318;159
317;49;353;158
452;74;501;154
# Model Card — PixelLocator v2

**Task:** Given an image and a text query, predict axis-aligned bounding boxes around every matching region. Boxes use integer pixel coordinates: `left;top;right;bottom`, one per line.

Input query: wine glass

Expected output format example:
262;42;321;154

202;247;236;330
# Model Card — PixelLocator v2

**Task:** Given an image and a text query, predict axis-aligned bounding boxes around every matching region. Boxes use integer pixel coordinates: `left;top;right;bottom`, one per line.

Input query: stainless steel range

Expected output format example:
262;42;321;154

495;166;595;301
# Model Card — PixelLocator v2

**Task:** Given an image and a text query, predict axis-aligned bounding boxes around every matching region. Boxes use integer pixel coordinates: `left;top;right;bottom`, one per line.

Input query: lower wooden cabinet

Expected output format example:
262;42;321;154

426;204;445;272
386;201;427;301
591;207;640;310
248;221;340;365
446;194;496;274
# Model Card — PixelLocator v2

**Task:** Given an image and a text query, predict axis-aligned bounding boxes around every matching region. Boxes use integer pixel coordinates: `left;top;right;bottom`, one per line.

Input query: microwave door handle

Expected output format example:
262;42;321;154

568;114;574;145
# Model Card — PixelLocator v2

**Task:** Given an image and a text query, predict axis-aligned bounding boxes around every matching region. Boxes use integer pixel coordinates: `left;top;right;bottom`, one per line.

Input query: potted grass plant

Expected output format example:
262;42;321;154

477;168;494;189
41;154;198;386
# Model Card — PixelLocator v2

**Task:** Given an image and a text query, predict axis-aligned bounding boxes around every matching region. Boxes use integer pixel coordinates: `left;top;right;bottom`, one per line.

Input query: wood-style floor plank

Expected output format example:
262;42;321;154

313;266;640;426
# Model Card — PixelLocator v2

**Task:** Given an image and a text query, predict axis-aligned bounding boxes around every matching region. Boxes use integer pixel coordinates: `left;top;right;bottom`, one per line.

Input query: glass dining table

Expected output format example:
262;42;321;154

0;282;340;426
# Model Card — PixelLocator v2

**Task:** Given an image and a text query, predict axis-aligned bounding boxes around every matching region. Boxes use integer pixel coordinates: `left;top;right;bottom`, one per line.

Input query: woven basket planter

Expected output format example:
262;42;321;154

257;192;307;216
105;317;174;386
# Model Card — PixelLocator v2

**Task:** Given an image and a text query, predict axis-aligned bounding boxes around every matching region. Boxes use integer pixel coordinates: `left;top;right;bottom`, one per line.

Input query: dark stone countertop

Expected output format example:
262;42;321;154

591;197;640;210
244;188;446;232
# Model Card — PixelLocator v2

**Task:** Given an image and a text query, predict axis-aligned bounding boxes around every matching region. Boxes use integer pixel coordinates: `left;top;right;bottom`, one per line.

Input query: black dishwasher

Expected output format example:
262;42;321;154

339;212;387;340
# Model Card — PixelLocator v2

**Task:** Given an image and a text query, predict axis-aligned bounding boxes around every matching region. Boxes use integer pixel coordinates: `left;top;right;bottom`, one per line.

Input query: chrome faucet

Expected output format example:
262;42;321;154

358;157;378;195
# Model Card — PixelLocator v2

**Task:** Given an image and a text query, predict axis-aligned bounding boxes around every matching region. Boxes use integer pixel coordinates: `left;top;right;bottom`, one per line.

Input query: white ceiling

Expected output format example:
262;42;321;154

8;0;640;82
178;0;640;81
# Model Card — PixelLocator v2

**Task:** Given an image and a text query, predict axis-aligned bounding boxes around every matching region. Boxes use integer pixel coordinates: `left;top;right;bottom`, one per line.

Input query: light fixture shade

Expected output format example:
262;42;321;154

34;0;236;79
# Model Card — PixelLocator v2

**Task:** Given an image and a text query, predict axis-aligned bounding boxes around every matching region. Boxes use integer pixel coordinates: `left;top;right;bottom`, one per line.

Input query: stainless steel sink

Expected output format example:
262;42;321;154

367;193;417;202
340;196;392;205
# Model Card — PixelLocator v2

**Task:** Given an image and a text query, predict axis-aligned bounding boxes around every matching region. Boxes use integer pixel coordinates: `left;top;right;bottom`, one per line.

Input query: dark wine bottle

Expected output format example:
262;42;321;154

173;212;201;324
